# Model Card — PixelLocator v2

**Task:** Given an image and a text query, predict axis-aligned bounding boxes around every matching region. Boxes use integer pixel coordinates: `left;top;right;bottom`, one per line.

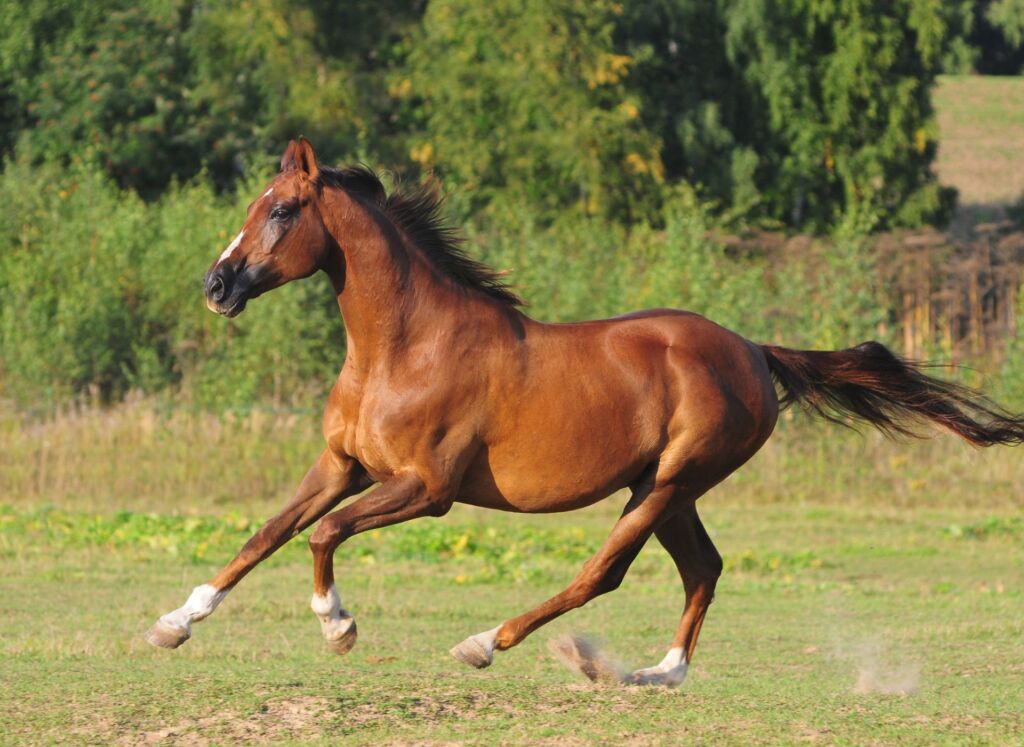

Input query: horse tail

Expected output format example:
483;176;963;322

760;341;1024;447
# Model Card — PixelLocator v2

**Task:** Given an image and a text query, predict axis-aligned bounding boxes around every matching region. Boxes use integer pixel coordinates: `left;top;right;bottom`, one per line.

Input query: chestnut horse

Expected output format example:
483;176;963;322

146;138;1024;686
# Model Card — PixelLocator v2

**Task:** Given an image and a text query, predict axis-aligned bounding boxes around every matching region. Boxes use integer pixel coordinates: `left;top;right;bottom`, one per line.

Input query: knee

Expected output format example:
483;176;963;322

308;519;343;554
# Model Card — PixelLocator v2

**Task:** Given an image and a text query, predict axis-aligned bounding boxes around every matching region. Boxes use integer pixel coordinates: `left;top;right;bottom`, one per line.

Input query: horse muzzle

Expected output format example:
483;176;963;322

204;264;249;318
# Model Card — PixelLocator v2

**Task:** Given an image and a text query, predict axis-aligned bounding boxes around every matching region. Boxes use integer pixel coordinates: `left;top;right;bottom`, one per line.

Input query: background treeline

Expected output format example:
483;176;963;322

1;0;1022;411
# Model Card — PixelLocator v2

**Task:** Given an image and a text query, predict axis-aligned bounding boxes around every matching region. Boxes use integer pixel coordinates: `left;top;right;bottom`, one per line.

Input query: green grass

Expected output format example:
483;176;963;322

2;496;1023;744
2;399;1022;744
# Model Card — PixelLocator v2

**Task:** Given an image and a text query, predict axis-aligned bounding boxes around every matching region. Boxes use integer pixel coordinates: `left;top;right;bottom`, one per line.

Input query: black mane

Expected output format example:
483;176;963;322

317;166;523;307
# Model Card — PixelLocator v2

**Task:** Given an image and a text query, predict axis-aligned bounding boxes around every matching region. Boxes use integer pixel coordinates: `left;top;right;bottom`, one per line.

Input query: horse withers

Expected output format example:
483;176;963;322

146;138;1024;686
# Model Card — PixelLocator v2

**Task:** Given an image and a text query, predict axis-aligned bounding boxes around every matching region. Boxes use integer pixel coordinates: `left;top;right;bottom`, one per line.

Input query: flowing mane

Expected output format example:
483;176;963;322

317;165;523;307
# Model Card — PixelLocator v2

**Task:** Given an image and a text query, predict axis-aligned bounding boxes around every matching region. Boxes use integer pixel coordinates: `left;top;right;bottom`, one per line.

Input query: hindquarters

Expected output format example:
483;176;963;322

641;314;780;492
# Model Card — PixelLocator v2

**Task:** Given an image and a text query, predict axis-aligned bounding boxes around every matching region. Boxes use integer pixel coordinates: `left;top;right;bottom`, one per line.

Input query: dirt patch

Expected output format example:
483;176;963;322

125;696;331;746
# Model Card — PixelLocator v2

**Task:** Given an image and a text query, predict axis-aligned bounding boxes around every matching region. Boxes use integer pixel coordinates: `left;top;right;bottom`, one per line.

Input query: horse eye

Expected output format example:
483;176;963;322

270;206;293;222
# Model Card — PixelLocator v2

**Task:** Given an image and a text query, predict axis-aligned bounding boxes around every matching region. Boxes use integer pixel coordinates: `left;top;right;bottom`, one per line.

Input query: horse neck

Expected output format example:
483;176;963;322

319;188;482;366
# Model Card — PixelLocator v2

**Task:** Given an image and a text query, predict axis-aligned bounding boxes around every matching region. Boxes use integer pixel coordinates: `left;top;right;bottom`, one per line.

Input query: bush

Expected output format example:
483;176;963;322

0;158;344;410
0;156;900;410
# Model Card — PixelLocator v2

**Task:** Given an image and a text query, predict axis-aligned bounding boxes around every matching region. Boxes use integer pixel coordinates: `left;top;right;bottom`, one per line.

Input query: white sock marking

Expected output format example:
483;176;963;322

631;646;688;686
216;230;244;266
158;584;228;634
658;646;686;670
469;626;501;656
311;584;355;640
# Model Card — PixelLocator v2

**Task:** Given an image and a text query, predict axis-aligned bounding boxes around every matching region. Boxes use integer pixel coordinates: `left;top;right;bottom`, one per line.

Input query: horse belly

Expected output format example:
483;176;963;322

459;401;661;513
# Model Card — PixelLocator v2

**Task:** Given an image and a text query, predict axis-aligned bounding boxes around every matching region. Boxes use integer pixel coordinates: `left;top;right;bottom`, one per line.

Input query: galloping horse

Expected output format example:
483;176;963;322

146;138;1024;686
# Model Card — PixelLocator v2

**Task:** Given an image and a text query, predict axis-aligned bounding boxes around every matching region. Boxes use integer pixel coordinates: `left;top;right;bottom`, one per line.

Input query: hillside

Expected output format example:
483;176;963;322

934;75;1024;227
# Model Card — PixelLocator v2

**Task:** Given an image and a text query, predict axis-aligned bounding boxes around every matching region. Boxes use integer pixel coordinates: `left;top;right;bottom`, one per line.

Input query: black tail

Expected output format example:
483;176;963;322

760;341;1024;447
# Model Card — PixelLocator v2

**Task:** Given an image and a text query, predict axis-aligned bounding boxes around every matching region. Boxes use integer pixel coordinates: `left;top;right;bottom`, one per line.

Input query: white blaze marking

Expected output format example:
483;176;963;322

217;230;244;266
262;187;274;199
156;583;228;634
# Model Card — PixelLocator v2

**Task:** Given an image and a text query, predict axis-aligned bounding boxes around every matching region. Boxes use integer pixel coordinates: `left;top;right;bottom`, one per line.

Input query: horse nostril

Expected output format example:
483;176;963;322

208;273;226;302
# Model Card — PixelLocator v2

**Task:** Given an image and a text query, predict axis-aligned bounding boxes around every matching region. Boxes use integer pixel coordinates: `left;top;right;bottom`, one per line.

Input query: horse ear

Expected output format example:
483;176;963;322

296;136;319;179
280;140;301;173
280;137;319;178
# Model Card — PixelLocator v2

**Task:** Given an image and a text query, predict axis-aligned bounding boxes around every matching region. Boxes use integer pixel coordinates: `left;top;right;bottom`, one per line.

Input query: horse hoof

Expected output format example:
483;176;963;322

145;619;191;649
449;634;494;669
622;646;688;688
324;618;357;655
623;664;688;688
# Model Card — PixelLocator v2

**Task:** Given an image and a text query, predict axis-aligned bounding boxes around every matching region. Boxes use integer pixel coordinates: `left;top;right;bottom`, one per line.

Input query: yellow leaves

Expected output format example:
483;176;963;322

388;78;412;99
587;53;633;89
624;152;665;183
618;101;639;120
914;127;928;154
625;153;648;174
450;532;470;555
410;142;434;166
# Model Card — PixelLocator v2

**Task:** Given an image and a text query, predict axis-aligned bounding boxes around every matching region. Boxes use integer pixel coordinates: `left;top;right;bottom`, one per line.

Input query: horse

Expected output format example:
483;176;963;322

146;137;1024;687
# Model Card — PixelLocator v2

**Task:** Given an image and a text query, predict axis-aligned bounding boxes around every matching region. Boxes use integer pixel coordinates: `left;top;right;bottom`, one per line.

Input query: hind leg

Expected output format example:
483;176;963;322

626;502;722;687
450;482;673;669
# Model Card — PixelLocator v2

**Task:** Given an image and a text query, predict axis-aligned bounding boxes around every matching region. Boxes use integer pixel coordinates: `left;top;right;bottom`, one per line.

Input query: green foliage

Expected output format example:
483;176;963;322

0;148;910;408
945;515;1024;541
938;2;981;73
0;504;604;584
938;0;1024;75
0;0;959;230
0;2;1019;410
0;158;344;408
988;0;1024;44
406;0;665;225
0;0;420;194
721;0;955;229
13;4;196;196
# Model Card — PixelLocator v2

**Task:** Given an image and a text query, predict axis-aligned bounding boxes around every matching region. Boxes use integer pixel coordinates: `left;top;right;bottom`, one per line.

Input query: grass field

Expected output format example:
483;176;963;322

2;400;1022;745
934;75;1024;228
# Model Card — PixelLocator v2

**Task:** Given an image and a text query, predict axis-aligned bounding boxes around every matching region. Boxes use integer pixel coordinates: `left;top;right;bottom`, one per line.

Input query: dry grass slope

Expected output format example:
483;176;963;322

934;75;1024;224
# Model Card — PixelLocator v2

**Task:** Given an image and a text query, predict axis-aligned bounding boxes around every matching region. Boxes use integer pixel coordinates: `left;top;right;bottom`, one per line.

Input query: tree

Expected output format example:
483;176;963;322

720;0;955;229
1;0;422;196
405;0;666;226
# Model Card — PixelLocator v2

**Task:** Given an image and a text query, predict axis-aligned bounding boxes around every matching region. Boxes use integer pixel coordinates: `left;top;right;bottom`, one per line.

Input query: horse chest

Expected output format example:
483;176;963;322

331;379;444;479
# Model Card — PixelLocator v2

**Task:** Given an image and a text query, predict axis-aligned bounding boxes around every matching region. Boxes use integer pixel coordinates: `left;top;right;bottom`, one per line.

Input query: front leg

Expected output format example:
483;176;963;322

145;450;367;649
307;472;452;653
